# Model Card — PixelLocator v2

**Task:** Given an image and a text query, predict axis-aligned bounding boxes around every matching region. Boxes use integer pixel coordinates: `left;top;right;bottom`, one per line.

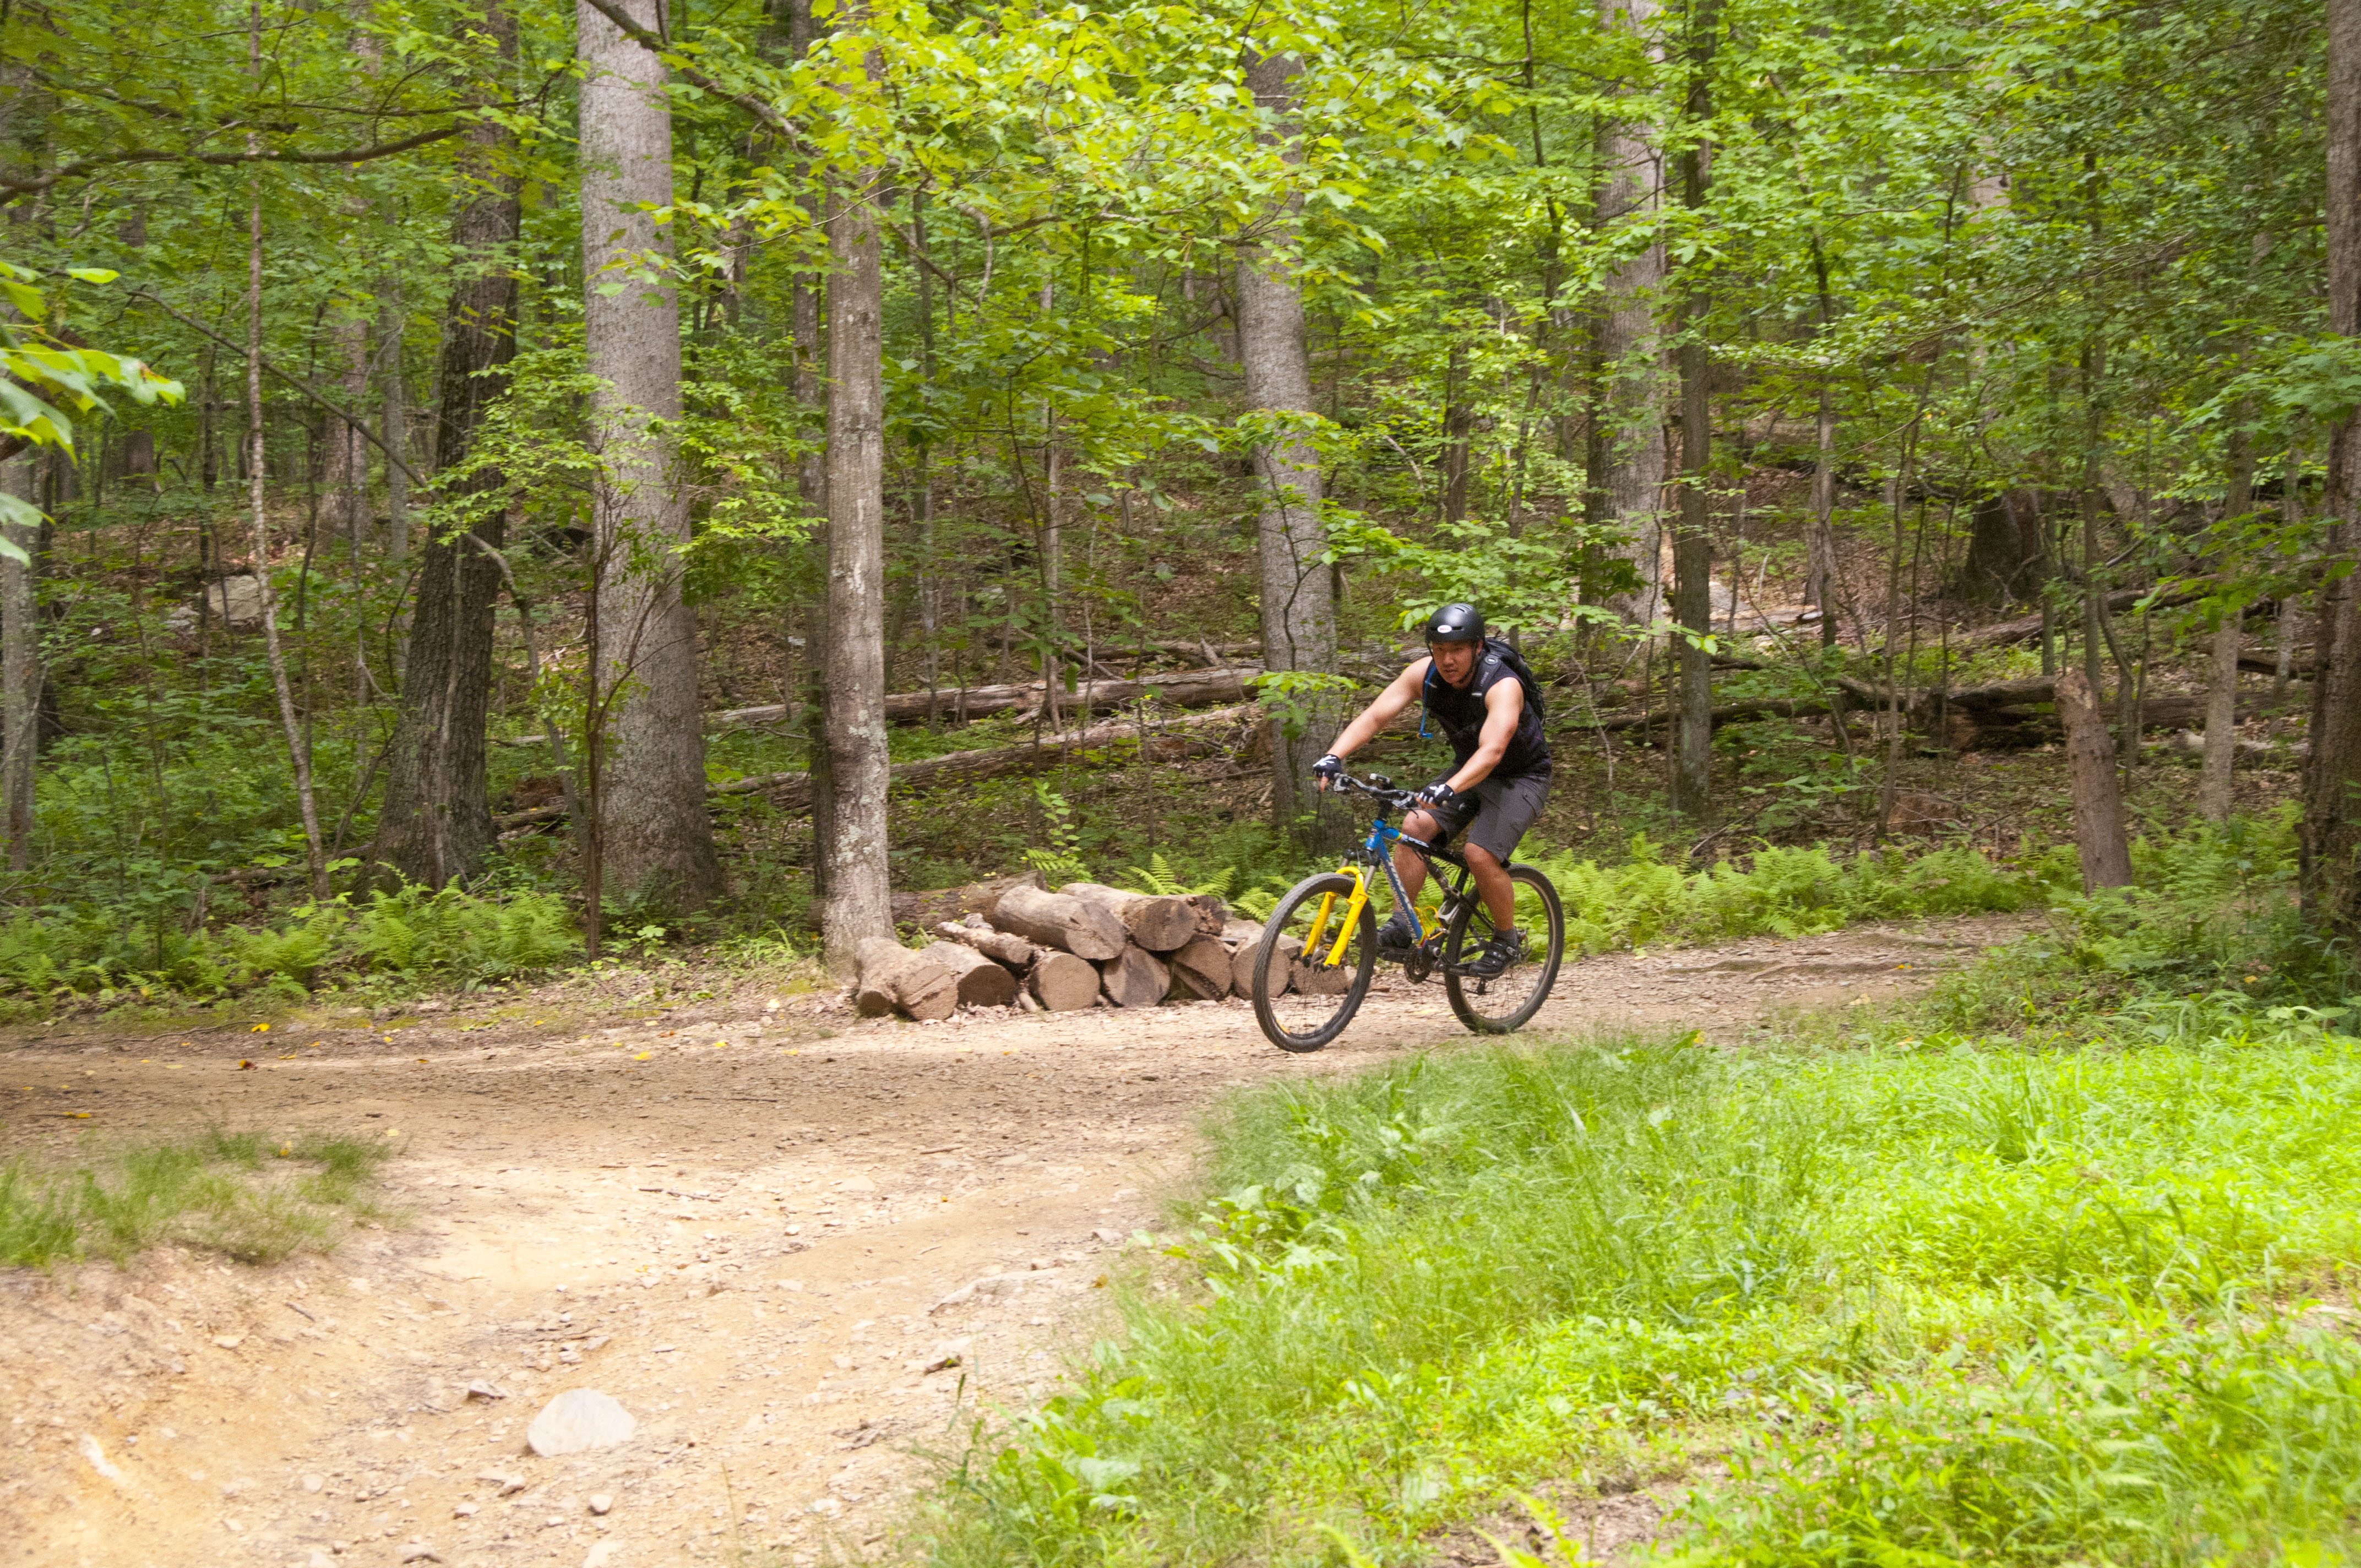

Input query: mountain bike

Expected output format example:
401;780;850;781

1249;770;1566;1052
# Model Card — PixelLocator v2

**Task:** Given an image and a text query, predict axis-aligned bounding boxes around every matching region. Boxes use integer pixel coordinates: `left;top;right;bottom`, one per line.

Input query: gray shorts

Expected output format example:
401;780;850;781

1421;771;1550;863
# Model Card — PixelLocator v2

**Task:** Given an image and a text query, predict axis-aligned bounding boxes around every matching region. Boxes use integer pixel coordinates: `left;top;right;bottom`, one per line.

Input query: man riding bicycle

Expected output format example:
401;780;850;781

1312;603;1551;978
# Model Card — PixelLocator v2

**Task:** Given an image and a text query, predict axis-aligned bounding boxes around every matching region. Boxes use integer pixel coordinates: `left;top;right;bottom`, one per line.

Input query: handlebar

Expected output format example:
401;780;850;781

1325;770;1416;810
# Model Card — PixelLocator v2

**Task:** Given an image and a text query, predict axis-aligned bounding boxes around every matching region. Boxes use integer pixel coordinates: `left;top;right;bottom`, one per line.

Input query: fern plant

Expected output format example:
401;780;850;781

1119;853;1236;899
1025;783;1092;886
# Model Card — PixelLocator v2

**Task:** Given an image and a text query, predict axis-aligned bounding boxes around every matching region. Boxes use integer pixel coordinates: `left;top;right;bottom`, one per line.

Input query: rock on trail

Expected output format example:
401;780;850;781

527;1387;638;1456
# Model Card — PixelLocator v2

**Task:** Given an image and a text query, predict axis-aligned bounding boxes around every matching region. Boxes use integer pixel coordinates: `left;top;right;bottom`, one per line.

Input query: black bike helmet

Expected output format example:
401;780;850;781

1421;603;1486;644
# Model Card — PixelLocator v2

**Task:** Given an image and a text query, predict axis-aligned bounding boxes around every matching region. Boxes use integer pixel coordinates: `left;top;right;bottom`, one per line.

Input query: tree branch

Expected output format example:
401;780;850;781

0;124;470;204
573;0;817;156
124;287;423;487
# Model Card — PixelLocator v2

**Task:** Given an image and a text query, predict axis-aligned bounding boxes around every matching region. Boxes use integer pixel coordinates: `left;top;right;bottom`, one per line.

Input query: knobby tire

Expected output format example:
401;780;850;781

1443;862;1565;1035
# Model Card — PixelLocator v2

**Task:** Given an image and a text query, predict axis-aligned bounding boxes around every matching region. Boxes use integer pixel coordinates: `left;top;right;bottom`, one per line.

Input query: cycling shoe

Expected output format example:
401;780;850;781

1462;929;1525;978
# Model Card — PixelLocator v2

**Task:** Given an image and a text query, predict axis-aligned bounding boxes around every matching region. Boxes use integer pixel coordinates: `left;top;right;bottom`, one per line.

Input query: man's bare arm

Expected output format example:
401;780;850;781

1320;658;1432;775
1443;680;1523;793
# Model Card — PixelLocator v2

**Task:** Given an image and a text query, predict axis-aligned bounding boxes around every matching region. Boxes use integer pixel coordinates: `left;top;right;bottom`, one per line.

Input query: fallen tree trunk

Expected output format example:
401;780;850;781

994;885;1128;961
935;919;1037;970
1062;882;1199;951
711;663;1264;731
496;702;1260;833
890;872;1040;930
2160;729;2302;766
1584;695;1838;734
1906;582;2208;657
1584;668;2273;743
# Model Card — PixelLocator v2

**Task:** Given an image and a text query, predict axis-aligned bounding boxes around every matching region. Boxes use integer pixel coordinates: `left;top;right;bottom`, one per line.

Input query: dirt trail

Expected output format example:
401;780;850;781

0;911;2033;1568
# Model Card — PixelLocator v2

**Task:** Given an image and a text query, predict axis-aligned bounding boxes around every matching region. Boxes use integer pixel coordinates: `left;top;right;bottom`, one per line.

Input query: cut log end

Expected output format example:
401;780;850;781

1166;935;1231;1001
1027;950;1101;1012
855;937;959;1022
919;940;1020;1009
1098;943;1171;1009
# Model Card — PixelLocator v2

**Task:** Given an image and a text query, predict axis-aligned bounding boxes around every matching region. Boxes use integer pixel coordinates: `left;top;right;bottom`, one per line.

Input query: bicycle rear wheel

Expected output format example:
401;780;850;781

1443;863;1565;1035
1251;872;1377;1052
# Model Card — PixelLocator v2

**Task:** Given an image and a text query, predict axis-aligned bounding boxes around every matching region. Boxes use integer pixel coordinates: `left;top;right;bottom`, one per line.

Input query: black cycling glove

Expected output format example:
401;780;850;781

1312;753;1345;788
1415;780;1461;812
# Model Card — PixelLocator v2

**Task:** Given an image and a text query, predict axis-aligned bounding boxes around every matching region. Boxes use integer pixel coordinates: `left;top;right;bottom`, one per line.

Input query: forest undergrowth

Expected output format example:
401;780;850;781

915;812;2361;1567
0;758;2093;1019
0;879;581;1017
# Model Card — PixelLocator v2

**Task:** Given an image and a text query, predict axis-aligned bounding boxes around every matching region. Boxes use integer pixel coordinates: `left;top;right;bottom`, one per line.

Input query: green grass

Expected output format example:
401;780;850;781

915;821;2361;1567
0;1128;398;1266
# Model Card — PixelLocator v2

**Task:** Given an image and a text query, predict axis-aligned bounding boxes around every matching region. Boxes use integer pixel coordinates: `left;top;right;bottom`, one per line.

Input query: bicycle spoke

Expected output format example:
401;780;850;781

1252;872;1377;1052
1444;864;1565;1035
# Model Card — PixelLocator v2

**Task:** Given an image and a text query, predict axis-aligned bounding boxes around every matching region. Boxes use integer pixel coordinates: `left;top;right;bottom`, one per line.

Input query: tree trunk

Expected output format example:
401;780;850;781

1062;881;1197;951
787;0;826;514
2079;342;2109;701
2200;428;2255;823
935;919;1038;971
375;0;520;889
855;937;958;1021
578;0;723;911
2278;447;2304;708
1026;950;1100;1012
817;31;894;973
1039;395;1064;729
1439;339;1473;524
1807;379;1839;646
0;455;34;870
2304;0;2361;937
1237;50;1337;841
921;940;1020;1008
784;0;827;872
2058;666;2133;890
1167;934;1232;1000
244;2;328;901
377;285;409;567
323;309;370;546
1589;0;1666;625
1669;0;1719;827
1960;489;2043;603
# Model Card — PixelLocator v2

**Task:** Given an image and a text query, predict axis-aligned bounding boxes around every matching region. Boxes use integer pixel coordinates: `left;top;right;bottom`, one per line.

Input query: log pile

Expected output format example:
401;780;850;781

854;877;1284;1019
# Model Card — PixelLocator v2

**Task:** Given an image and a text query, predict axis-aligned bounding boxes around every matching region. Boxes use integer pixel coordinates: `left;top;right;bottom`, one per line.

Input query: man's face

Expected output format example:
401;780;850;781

1429;638;1478;688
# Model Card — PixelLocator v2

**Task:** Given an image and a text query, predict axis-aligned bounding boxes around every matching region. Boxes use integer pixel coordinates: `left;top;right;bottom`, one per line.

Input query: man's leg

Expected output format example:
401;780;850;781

1391;809;1439;907
1461;775;1549;934
1464;843;1516;929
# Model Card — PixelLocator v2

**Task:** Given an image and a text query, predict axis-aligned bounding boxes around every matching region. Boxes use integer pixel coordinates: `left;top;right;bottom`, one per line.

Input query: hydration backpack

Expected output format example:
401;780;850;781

1488;638;1548;724
1421;636;1548;735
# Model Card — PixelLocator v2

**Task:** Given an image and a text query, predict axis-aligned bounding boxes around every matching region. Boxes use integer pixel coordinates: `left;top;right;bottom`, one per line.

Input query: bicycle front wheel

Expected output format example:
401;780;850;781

1443;863;1565;1035
1250;871;1377;1053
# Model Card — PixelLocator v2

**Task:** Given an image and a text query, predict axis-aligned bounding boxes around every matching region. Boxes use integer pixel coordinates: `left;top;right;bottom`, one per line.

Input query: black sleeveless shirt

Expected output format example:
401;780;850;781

1422;644;1551;781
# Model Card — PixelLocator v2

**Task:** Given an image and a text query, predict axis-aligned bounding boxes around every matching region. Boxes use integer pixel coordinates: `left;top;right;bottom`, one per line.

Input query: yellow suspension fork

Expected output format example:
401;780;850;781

1301;867;1369;970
